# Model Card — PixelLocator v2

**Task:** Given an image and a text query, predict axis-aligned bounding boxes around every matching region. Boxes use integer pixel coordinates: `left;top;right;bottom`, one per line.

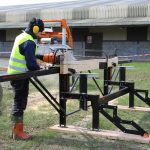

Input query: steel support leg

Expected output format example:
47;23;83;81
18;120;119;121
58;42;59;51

129;83;135;108
119;67;126;90
59;74;69;127
91;95;100;130
104;67;112;95
79;74;87;110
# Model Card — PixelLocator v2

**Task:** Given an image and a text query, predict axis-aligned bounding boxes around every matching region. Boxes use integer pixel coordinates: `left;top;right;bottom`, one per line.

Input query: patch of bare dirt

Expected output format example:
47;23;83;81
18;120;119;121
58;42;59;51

27;90;59;111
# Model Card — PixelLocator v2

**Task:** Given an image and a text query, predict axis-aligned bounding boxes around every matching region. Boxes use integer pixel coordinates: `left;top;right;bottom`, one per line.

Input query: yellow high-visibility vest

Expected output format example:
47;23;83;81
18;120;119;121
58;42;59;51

7;32;37;74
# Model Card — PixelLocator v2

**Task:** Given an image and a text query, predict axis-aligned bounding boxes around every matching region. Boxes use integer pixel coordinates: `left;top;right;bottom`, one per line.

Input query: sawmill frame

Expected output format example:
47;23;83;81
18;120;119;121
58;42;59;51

0;57;149;137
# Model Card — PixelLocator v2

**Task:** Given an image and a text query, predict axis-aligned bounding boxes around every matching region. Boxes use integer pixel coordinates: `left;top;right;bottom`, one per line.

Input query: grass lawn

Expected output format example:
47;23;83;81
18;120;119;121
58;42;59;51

0;62;150;150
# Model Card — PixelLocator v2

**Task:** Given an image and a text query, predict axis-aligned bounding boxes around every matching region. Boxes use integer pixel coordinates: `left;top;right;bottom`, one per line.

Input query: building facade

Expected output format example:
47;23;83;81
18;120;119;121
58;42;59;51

0;0;150;60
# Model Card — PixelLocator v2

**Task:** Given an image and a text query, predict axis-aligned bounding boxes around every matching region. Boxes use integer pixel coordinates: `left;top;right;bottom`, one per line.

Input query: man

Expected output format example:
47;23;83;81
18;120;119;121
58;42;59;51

51;37;59;44
7;17;44;140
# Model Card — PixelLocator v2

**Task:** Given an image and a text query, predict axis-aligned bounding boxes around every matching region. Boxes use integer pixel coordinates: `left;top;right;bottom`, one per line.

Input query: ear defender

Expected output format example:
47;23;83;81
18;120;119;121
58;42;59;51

33;25;39;34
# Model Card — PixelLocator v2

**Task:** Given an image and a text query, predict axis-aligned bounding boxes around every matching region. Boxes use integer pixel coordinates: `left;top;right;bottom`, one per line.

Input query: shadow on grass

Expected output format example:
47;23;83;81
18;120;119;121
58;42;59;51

138;112;150;133
31;130;149;150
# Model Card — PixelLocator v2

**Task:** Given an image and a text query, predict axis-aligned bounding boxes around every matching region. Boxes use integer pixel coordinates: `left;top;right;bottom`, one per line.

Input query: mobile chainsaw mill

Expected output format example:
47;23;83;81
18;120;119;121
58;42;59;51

0;19;149;138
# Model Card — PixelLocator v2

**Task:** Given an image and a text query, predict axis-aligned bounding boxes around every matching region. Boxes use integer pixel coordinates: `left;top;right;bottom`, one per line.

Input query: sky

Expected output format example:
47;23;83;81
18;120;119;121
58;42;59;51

0;0;75;6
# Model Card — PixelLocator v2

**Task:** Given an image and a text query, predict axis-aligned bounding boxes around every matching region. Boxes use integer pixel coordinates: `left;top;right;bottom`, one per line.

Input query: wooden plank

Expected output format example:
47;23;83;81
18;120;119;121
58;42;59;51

0;67;7;71
117;105;150;112
50;125;150;144
60;54;118;74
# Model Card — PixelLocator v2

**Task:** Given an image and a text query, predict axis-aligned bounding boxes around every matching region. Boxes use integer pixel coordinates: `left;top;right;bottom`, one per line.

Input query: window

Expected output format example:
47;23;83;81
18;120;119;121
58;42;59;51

0;30;6;42
72;28;88;42
127;27;147;41
85;33;103;50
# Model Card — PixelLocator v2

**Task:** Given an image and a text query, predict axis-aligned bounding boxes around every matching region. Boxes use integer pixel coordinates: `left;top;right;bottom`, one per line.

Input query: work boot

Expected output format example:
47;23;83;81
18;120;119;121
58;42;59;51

12;122;32;140
11;116;32;140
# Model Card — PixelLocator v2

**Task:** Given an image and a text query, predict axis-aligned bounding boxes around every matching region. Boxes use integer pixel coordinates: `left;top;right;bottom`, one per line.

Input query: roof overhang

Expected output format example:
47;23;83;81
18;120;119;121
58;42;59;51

0;17;150;29
68;17;150;27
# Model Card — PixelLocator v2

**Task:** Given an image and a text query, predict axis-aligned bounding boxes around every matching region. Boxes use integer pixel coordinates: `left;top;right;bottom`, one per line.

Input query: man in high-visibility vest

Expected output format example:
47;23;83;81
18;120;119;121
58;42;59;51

7;17;44;140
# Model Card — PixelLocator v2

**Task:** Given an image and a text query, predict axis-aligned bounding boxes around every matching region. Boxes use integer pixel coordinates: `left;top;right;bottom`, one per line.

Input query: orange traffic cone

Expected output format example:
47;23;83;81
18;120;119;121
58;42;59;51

12;122;32;140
